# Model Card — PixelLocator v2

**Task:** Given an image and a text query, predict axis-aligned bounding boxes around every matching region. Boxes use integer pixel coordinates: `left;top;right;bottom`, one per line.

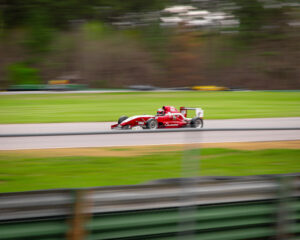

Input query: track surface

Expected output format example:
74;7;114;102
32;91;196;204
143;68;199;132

0;118;299;150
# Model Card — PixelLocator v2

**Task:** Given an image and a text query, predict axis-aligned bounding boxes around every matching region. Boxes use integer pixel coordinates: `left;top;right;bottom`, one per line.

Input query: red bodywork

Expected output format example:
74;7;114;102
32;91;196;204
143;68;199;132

155;106;187;128
111;106;203;130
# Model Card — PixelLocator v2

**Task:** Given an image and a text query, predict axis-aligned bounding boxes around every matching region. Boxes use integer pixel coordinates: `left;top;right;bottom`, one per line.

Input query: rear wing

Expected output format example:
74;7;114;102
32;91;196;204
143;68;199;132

180;107;204;118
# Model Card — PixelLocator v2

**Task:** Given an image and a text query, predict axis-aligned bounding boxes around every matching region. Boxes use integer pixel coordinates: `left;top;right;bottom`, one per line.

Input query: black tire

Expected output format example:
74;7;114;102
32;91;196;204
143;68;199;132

146;119;158;129
191;117;203;128
118;116;128;124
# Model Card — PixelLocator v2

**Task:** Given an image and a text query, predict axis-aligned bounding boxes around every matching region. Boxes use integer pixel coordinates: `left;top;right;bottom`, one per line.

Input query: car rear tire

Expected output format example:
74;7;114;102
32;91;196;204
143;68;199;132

191;117;203;128
118;116;128;124
146;119;158;129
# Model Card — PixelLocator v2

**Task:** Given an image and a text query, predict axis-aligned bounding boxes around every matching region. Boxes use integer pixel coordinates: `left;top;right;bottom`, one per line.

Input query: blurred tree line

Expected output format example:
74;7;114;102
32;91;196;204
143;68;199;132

1;0;166;28
0;0;299;89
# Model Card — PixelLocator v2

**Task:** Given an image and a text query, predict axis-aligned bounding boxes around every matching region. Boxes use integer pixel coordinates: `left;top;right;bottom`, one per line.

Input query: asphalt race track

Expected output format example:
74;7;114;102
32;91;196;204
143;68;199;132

0;117;299;150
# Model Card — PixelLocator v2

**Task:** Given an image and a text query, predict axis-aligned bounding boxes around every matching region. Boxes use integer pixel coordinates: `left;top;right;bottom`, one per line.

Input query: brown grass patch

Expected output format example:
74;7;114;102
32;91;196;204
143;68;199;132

202;140;300;150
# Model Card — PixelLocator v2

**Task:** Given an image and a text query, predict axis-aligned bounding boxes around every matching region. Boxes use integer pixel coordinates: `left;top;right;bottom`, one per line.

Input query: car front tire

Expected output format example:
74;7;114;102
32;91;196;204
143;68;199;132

118;116;128;124
146;119;158;129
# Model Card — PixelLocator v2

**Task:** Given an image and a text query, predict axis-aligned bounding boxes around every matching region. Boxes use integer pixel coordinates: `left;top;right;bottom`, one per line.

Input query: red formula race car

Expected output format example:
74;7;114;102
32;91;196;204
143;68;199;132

111;106;204;130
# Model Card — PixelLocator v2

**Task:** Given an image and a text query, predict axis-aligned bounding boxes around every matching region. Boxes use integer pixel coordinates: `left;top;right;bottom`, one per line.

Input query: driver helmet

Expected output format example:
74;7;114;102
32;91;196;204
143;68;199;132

157;108;164;116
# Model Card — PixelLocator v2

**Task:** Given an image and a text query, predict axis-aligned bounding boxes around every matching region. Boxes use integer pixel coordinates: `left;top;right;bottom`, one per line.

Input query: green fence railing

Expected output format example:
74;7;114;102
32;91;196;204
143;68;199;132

0;174;299;240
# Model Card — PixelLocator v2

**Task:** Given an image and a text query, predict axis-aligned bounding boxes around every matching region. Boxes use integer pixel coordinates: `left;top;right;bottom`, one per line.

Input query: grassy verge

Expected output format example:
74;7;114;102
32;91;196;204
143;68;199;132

0;91;299;123
0;148;299;192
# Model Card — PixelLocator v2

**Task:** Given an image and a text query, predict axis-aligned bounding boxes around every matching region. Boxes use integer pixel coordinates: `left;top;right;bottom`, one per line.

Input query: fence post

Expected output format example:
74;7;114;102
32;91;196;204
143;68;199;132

178;132;201;240
277;175;295;240
67;189;91;240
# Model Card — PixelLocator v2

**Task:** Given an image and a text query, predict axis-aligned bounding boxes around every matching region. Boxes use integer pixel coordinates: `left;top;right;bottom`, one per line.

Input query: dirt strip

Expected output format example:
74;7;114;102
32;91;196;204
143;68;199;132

202;140;300;150
0;141;299;158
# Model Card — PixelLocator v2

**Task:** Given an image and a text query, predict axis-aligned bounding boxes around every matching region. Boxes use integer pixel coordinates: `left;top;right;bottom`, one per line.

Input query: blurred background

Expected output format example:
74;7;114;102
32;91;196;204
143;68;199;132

0;1;300;240
0;0;299;90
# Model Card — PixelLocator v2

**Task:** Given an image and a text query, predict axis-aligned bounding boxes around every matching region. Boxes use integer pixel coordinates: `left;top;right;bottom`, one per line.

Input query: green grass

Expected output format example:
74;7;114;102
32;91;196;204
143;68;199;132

0;91;299;123
0;148;299;192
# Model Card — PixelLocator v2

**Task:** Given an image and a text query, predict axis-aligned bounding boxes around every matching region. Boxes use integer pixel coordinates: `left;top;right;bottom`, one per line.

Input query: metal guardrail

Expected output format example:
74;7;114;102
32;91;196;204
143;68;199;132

0;174;300;239
1;127;300;137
